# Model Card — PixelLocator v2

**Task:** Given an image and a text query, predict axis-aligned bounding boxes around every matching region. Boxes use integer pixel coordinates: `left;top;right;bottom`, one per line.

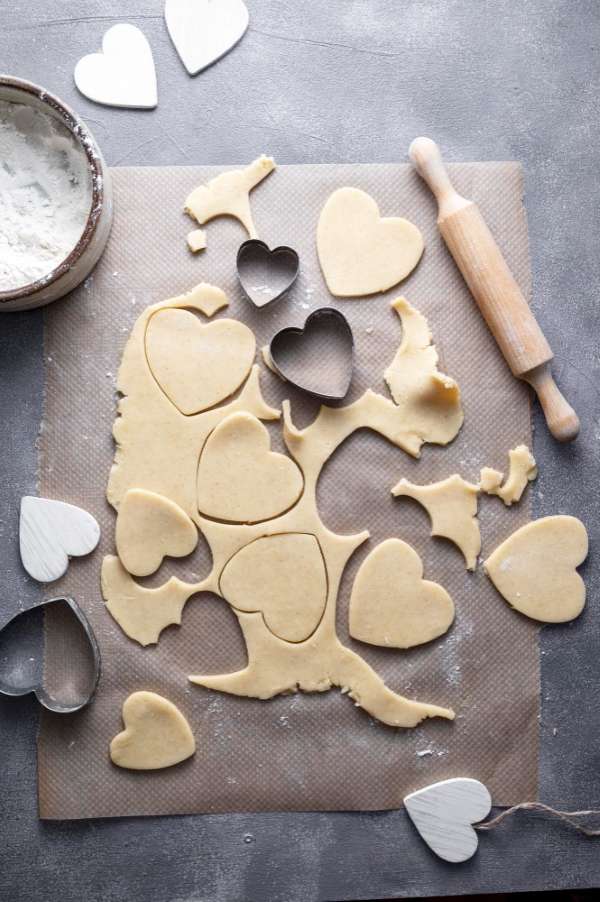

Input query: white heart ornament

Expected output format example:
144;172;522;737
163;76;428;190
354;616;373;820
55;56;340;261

404;778;491;863
20;496;101;583
165;0;249;75
74;24;157;109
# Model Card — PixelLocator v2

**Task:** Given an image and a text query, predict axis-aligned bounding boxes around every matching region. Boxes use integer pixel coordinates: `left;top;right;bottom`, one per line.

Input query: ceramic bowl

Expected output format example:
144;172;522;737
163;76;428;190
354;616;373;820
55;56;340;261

0;75;113;312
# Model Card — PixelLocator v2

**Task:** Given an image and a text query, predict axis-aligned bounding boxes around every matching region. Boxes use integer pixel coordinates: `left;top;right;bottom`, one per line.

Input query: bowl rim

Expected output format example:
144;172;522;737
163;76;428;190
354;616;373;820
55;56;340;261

0;75;107;304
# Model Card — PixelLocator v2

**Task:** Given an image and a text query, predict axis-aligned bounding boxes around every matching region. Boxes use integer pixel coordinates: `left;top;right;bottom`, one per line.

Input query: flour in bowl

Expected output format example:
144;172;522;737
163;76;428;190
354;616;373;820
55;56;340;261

0;100;92;291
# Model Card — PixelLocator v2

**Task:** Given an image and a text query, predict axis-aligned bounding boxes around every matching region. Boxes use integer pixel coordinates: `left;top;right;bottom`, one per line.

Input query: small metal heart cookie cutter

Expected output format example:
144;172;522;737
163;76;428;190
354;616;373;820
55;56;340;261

269;307;354;402
237;239;300;308
0;596;101;713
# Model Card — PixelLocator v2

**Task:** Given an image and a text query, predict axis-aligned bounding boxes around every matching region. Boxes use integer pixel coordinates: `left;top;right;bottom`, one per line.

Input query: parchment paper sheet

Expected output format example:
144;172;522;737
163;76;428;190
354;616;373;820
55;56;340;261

38;161;537;819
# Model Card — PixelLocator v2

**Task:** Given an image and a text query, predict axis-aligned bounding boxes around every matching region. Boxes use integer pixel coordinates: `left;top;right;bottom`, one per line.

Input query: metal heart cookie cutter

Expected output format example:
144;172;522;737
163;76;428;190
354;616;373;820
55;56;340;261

269;307;354;402
237;239;300;308
0;596;101;713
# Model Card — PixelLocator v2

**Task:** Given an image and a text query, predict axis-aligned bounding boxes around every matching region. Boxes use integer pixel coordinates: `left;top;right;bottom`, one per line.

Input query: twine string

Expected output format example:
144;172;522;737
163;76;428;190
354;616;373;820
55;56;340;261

475;802;600;837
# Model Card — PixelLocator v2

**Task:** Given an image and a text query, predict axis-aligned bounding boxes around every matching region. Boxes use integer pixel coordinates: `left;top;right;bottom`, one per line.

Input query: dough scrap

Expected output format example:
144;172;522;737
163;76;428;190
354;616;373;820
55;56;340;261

197;412;304;523
185;155;275;238
317;187;424;297
484;515;588;623
384;298;463;445
392;475;481;571
165;282;228;318
102;555;206;646
220;533;327;642
480;445;537;506
349;538;454;648
104;291;463;727
110;691;195;770
187;229;207;253
145;308;256;415
116;488;198;577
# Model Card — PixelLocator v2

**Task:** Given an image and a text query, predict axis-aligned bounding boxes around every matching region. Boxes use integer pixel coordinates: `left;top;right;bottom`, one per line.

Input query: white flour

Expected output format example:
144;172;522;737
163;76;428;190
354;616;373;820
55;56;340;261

0;100;92;291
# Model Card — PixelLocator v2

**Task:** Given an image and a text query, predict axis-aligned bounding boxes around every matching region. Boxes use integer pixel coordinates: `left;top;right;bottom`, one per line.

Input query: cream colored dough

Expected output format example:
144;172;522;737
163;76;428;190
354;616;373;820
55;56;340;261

187;229;207;253
484;515;588;623
197;412;303;523
185;155;275;238
145;308;256;416
392;475;481;571
110;691;195;770
480;444;537;506
317;187;424;297
116;488;198;577
166;282;229;317
349;539;454;649
220;533;327;642
102;288;464;728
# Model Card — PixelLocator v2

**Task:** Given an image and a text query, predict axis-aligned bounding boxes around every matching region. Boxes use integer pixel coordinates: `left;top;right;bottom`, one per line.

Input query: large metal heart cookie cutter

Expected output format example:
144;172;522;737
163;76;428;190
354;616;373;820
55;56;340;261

237;239;300;308
269;307;354;402
0;596;101;713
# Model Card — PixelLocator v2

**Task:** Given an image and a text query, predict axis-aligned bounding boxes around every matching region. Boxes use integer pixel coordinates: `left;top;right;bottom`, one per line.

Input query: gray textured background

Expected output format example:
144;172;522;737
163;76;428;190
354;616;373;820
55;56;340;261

1;1;599;899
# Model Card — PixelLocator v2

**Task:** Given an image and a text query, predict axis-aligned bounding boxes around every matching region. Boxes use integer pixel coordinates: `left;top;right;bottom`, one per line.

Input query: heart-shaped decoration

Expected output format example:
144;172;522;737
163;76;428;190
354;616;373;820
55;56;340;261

219;533;327;642
165;0;249;76
145;308;256;415
349;539;454;648
20;496;100;583
110;691;195;770
404;778;492;863
237;239;300;308
74;23;158;109
116;489;198;577
269;308;354;401
484;515;588;622
317;187;424;297
0;597;100;713
197;412;303;523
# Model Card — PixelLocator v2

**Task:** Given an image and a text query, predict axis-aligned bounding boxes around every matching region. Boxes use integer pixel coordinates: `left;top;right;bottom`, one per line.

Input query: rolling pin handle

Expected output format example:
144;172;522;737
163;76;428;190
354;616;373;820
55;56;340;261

409;137;470;219
523;363;580;443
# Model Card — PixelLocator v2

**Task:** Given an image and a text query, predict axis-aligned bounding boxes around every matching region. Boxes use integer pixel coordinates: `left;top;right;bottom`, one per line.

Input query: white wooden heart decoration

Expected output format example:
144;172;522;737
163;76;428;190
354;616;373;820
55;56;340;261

74;23;158;109
19;496;101;583
165;0;249;75
404;778;492;863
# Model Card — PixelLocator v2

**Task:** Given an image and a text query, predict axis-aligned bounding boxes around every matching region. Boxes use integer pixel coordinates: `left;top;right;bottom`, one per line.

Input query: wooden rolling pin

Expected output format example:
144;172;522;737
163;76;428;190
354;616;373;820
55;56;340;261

409;136;579;443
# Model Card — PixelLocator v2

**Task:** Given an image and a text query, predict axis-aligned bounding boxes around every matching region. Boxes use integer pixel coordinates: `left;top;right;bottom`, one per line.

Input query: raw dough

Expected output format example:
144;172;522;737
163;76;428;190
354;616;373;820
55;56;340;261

187;229;207;253
220;533;327;642
185;155;275;238
116;489;198;577
392;475;481;571
110;691;195;770
484;515;588;622
349;539;454;648
145;308;256;415
197;412;304;523
317;187;424;297
165;282;229;318
103;289;464;727
384;298;463;445
480;445;537;506
102;555;207;646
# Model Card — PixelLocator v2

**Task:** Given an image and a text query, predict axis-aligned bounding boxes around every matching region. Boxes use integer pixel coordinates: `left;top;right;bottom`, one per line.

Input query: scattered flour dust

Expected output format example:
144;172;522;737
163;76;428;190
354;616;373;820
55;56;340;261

0;100;92;291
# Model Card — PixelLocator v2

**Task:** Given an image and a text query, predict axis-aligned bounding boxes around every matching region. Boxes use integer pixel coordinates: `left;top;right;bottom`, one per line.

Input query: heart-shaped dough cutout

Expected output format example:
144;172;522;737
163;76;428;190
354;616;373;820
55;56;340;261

197;412;303;523
110;691;195;770
219;533;327;642
484;515;588;622
145;308;255;415
405;778;492;863
165;0;249;76
74;24;157;109
19;496;100;583
349;538;454;648
116;489;198;577
317;187;424;297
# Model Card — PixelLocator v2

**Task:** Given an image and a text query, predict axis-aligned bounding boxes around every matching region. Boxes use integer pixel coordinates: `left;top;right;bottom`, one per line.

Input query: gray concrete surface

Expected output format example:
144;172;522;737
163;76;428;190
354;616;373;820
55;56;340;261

1;1;600;899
